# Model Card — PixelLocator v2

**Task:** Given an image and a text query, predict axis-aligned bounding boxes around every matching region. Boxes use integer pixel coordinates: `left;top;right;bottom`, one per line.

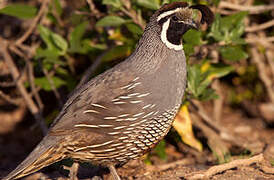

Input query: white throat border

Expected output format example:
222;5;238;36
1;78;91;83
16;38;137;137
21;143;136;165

160;18;183;51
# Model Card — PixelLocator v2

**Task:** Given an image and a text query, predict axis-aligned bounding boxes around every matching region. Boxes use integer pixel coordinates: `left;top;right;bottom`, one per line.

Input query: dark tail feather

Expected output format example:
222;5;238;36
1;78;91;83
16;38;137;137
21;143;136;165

3;135;64;180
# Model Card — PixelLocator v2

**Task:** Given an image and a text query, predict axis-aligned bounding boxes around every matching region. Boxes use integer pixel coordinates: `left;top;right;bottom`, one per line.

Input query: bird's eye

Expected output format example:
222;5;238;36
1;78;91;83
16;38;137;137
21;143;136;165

171;16;179;21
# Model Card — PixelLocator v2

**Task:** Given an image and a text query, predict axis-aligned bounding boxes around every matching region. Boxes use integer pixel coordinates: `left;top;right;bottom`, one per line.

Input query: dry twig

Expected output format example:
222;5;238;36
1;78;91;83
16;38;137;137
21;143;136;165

0;38;48;135
42;67;63;108
120;0;145;30
86;0;103;18
15;0;49;46
245;36;274;49
246;20;274;32
219;2;274;14
187;154;264;179
76;50;110;90
147;158;195;172
0;89;22;105
9;45;44;110
212;80;223;122
250;47;274;103
190;112;230;163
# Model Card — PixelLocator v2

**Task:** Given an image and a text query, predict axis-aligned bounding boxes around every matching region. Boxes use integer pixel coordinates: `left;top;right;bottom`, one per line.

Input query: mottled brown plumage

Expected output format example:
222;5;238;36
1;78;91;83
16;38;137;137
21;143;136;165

4;2;213;180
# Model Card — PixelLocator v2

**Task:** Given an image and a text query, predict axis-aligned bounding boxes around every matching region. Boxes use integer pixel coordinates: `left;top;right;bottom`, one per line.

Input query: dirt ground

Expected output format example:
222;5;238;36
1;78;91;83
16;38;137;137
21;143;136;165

1;107;273;180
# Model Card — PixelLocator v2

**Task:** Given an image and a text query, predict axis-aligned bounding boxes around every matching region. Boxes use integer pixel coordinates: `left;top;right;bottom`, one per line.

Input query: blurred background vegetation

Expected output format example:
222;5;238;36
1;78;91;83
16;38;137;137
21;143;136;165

0;0;273;178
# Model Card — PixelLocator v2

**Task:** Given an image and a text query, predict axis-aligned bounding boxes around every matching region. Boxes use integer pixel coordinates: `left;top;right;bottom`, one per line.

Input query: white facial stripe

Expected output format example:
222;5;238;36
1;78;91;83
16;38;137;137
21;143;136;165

160;18;183;51
157;7;184;22
179;20;196;28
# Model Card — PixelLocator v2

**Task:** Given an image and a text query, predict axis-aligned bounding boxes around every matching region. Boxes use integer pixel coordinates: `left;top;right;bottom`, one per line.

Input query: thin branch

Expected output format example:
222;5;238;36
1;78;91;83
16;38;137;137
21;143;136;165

15;0;49;45
246;20;274;32
120;7;145;30
86;0;103;18
245;36;274;49
190;113;229;163
0;89;22;105
0;81;16;87
219;2;274;14
0;37;48;135
189;100;242;145
147;158;195;172
250;47;274;103
0;66;26;88
212;79;223;122
188;154;264;179
9;45;44;110
266;50;274;77
76;50;109;90
42;66;63;108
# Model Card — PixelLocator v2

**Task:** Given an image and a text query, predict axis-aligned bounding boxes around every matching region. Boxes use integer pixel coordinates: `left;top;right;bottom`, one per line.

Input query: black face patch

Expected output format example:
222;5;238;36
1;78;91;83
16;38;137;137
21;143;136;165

166;18;193;45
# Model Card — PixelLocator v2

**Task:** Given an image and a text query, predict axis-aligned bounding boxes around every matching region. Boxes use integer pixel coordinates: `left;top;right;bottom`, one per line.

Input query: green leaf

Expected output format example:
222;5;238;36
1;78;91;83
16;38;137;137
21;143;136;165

53;0;63;16
102;0;122;8
137;0;160;10
221;11;248;30
35;48;60;59
187;64;201;97
34;76;66;91
200;88;219;101
219;46;248;61
102;45;130;61
37;25;68;57
126;23;143;35
207;63;234;79
96;16;127;27
187;61;233;101
183;44;194;57
154;140;167;160
69;21;88;53
0;4;37;19
51;33;68;53
183;29;202;46
208;12;248;44
38;25;55;50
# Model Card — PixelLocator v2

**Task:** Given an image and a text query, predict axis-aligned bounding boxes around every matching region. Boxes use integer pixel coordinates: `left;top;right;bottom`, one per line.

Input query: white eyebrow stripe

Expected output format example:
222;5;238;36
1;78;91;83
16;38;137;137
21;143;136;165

157;7;184;22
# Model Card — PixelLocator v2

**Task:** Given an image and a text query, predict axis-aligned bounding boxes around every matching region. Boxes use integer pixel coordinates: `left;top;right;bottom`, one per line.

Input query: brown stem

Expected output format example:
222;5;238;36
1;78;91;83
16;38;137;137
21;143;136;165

188;154;264;179
15;0;50;46
219;2;274;14
0;38;48;135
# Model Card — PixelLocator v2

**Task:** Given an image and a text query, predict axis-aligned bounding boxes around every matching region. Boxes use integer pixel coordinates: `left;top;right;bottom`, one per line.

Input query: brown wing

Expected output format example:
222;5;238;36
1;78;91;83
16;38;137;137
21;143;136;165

48;66;157;152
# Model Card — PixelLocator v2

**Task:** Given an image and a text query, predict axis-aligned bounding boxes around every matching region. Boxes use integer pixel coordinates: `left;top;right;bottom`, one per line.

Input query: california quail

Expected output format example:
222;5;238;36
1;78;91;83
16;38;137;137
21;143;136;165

4;2;214;180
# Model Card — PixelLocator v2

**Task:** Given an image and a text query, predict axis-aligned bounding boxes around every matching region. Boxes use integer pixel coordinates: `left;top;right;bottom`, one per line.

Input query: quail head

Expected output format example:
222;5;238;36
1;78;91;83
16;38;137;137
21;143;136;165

4;2;214;180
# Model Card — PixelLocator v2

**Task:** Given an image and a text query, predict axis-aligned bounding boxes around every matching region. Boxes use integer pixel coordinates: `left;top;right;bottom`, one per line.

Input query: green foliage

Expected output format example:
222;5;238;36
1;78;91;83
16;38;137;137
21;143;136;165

187;61;234;101
34;77;66;91
68;21;90;54
0;4;37;19
96;16;127;27
208;12;249;62
126;23;143;35
208;12;248;44
136;0;160;10
102;45;131;62
36;25;68;57
219;45;248;61
183;29;202;56
103;0;122;9
154;140;167;160
53;0;63;16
